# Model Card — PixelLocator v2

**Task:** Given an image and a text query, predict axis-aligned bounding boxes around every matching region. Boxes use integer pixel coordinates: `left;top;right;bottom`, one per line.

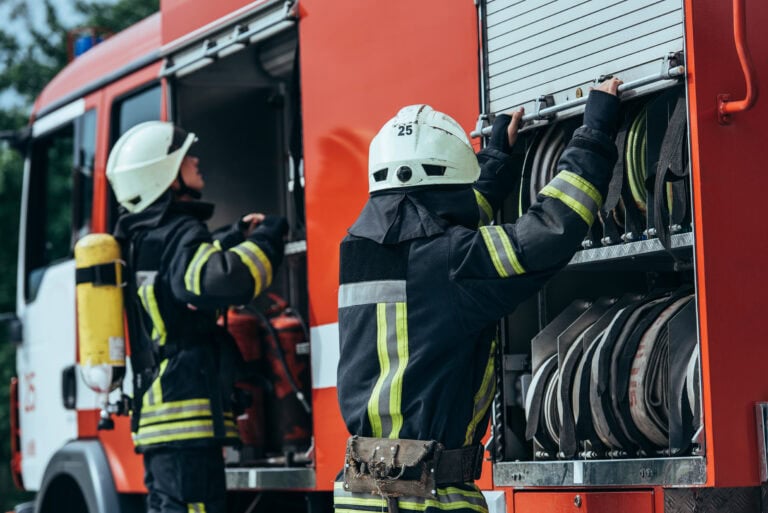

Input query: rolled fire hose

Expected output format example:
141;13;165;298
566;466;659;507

626;108;648;213
686;349;701;432
588;318;627;450
530;126;566;207
628;294;693;447
571;333;602;446
543;370;561;446
557;332;586;457
524;353;560;454
518;120;575;217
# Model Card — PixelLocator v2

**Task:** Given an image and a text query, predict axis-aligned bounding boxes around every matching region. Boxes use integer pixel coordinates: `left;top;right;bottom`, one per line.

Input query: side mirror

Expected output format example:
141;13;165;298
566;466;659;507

0;313;23;345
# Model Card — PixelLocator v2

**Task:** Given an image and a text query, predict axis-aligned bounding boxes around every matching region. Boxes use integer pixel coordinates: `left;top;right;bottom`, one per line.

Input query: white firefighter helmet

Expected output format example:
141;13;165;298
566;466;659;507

106;121;197;213
368;104;479;193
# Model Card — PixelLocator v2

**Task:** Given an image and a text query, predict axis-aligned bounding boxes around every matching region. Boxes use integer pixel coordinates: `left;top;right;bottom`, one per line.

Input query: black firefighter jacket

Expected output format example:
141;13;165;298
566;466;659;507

115;193;286;451
337;91;619;452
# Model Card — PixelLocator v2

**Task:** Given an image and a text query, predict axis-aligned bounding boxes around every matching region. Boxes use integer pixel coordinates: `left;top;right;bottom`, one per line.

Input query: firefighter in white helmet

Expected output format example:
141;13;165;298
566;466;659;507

107;121;287;513
334;79;623;513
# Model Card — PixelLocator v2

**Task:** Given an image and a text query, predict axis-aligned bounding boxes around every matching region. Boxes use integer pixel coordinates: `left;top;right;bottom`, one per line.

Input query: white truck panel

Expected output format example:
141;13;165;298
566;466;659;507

485;0;684;115
17;260;79;490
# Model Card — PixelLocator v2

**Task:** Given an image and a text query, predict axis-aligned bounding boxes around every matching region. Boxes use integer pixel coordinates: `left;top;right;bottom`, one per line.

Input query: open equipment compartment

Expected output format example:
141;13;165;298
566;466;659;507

479;0;705;487
165;13;313;471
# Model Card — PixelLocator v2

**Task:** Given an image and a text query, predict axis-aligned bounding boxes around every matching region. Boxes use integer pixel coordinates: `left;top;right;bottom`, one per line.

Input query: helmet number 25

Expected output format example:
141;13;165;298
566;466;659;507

397;124;413;136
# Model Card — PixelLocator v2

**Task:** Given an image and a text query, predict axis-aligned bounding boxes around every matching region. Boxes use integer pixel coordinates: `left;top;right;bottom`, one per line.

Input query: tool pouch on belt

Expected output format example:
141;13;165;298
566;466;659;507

343;436;483;499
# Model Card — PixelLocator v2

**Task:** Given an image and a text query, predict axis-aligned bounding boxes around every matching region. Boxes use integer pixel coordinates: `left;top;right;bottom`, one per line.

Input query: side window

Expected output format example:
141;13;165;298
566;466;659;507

107;84;162;228
26;109;97;301
74;110;96;239
112;85;162;142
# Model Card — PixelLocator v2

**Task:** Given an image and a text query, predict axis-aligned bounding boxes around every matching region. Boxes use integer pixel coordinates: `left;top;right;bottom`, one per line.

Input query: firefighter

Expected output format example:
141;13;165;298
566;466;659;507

335;78;622;513
106;121;287;513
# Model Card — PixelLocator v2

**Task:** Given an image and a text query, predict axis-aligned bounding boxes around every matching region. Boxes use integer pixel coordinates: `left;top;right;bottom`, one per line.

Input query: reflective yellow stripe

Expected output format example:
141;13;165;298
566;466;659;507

334;497;386;507
480;226;525;277
491;226;525;275
133;419;214;446
334;497;486;513
541;187;593;225
399;499;487;512
224;417;239;437
558;170;603;208
142;398;209;413
539;170;603;227
139;403;213;426
184;243;218;295
333;482;486;511
479;227;508;277
230;241;273;297
143;359;168;408
213;240;222;250
367;304;389;437
390;302;409;439
138;284;167;346
439;487;485;500
474;189;493;227
464;339;497;445
188;503;206;513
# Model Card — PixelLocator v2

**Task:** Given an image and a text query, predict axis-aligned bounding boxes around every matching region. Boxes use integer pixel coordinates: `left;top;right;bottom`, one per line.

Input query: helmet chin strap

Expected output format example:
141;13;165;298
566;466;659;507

174;172;202;200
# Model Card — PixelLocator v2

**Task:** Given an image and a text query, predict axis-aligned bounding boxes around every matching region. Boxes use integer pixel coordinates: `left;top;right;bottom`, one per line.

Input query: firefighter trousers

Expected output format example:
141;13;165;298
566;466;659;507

144;446;226;513
333;481;489;513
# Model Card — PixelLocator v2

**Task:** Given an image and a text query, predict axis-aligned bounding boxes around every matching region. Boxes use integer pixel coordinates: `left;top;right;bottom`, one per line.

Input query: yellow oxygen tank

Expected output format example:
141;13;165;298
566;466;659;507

75;233;126;395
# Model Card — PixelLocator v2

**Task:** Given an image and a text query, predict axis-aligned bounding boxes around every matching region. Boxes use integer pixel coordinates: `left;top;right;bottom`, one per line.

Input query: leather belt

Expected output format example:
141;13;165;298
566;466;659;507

343;436;483;500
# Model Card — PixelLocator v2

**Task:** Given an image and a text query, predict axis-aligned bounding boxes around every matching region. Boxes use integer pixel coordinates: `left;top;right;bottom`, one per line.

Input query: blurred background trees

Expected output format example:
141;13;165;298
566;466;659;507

0;0;159;509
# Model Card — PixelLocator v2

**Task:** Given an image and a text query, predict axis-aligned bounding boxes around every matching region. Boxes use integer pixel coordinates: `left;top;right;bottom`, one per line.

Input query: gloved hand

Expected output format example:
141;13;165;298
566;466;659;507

487;108;525;154
584;77;623;137
249;215;289;239
238;213;266;237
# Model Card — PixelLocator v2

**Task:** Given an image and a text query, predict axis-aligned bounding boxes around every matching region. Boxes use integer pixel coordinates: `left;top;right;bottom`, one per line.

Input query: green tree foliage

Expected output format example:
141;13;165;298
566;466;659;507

0;1;159;509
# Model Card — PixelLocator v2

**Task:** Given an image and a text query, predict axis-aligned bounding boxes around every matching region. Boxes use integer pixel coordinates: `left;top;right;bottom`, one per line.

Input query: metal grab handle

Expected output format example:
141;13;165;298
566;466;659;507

471;66;686;138
718;0;759;124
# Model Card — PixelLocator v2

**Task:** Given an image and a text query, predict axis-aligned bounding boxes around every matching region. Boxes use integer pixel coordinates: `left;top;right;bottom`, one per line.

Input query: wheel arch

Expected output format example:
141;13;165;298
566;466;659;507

34;440;123;513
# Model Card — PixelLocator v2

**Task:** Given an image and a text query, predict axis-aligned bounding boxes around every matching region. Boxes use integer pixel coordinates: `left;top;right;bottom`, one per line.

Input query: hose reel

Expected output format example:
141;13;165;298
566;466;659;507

514;86;690;250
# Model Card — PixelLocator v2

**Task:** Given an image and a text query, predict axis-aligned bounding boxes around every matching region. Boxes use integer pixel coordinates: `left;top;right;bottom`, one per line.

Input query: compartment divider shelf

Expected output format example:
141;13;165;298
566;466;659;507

494;456;705;487
567;232;693;271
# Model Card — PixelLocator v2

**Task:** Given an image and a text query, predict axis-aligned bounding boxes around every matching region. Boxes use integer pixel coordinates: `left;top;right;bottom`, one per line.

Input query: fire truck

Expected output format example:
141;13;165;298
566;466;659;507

4;0;768;511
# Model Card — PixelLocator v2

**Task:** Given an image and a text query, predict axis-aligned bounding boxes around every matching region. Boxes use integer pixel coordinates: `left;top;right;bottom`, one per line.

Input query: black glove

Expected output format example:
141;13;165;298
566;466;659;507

584;90;621;137
487;113;513;154
249;215;289;240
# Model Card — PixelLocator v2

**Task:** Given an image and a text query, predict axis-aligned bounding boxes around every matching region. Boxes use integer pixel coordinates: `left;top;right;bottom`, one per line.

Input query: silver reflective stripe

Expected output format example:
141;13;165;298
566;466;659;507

134;422;212;442
547;174;600;214
146;385;156;407
236;242;270;285
378;303;399;437
136;270;157;287
485;227;516;277
140;402;211;421
338;280;406;308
